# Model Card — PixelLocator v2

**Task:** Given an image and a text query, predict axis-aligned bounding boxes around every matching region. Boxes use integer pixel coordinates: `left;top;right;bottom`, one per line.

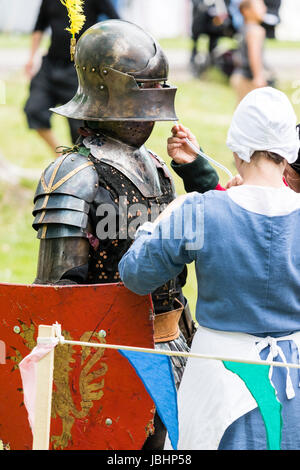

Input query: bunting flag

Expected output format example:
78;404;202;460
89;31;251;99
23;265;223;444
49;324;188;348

119;350;179;450
19;340;179;447
19;340;59;431
18;324;284;451
223;361;283;450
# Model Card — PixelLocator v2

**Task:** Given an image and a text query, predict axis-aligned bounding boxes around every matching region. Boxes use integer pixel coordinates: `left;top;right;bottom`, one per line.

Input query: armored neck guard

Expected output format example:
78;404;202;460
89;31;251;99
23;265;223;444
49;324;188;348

84;121;155;148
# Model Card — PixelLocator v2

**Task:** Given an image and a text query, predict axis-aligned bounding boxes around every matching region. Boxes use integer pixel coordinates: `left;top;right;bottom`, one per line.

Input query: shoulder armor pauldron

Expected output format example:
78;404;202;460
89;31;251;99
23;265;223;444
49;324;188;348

33;153;98;239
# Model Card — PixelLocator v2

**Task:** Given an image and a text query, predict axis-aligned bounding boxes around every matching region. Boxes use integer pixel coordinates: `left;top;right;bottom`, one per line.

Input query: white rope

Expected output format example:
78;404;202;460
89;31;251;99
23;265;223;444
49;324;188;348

257;336;296;399
48;323;300;371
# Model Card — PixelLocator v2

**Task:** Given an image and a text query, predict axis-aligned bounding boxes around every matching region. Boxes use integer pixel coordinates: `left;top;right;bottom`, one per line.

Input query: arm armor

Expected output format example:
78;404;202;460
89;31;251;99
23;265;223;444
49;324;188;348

32;153;98;283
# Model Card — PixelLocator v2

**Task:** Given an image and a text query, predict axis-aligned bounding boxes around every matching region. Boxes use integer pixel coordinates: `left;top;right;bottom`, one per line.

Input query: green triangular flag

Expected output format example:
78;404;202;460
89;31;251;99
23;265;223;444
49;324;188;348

223;361;283;450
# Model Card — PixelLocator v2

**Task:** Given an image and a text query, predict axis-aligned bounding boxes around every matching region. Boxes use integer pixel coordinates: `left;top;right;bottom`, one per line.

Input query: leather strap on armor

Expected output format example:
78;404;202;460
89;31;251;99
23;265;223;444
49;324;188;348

179;300;197;347
154;299;184;343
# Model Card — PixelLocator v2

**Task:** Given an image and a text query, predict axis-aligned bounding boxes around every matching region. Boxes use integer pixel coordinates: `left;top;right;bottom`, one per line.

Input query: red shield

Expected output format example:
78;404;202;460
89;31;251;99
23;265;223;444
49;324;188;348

0;282;155;450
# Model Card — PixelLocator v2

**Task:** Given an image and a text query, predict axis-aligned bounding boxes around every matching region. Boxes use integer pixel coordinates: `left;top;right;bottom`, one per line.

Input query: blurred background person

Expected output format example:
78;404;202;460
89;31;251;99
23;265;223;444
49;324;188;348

189;0;281;83
23;0;120;156
228;0;281;37
230;0;268;103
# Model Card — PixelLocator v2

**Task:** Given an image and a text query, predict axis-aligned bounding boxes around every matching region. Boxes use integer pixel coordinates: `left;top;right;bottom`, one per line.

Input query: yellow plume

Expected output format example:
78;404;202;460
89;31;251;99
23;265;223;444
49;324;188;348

60;0;86;60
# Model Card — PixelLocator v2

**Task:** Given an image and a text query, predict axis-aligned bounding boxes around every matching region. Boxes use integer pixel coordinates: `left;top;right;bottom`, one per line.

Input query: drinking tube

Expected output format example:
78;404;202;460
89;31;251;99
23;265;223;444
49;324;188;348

175;121;233;180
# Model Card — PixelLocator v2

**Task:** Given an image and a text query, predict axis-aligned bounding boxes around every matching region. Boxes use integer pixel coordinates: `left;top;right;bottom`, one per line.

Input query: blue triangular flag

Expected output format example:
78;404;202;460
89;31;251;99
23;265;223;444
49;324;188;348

119;349;179;450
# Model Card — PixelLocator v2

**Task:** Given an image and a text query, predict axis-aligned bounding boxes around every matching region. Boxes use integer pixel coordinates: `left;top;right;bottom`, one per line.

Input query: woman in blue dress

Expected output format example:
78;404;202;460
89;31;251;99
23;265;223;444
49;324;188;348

118;87;300;450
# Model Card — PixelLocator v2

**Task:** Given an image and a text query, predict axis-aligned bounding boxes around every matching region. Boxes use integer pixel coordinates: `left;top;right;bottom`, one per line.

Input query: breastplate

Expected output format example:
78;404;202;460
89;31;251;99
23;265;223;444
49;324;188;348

82;134;163;198
86;144;174;278
83;133;182;311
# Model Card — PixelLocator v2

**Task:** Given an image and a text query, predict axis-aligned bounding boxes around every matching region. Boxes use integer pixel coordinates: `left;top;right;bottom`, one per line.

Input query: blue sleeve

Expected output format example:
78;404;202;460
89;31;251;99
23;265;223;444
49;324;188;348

118;193;204;295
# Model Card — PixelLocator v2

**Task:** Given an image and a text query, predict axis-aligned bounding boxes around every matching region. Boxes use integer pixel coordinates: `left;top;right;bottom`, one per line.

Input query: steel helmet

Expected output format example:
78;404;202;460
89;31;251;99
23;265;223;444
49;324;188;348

51;19;177;122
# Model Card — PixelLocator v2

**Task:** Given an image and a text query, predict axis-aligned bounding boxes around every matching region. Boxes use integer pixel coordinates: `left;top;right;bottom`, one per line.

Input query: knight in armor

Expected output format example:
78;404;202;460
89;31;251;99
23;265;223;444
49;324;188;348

32;19;218;449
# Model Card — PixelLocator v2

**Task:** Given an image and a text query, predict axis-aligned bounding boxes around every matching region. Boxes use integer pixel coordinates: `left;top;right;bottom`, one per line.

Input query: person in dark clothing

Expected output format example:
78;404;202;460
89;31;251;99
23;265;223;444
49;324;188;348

24;0;120;155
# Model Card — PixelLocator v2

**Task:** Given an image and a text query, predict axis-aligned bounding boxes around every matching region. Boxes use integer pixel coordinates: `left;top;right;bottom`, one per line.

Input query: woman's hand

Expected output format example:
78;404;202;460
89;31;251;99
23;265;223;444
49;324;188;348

167;124;200;164
225;174;243;189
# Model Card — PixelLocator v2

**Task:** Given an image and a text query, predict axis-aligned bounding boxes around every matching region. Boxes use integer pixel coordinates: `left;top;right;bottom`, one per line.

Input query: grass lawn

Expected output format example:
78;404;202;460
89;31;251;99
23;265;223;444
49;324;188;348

0;46;299;315
2;32;300;51
159;35;300;51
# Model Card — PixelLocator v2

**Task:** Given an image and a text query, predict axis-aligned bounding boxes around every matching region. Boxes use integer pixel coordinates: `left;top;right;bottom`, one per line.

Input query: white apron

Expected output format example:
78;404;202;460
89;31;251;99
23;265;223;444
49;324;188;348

164;326;300;450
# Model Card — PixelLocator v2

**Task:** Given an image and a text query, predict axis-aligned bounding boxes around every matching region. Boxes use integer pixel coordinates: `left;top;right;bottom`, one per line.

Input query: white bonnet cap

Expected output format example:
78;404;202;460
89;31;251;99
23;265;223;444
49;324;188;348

226;87;299;164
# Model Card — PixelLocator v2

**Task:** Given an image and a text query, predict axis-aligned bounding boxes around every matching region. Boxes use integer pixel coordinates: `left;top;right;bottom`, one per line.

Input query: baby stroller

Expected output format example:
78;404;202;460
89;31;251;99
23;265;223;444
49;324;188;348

190;0;236;76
